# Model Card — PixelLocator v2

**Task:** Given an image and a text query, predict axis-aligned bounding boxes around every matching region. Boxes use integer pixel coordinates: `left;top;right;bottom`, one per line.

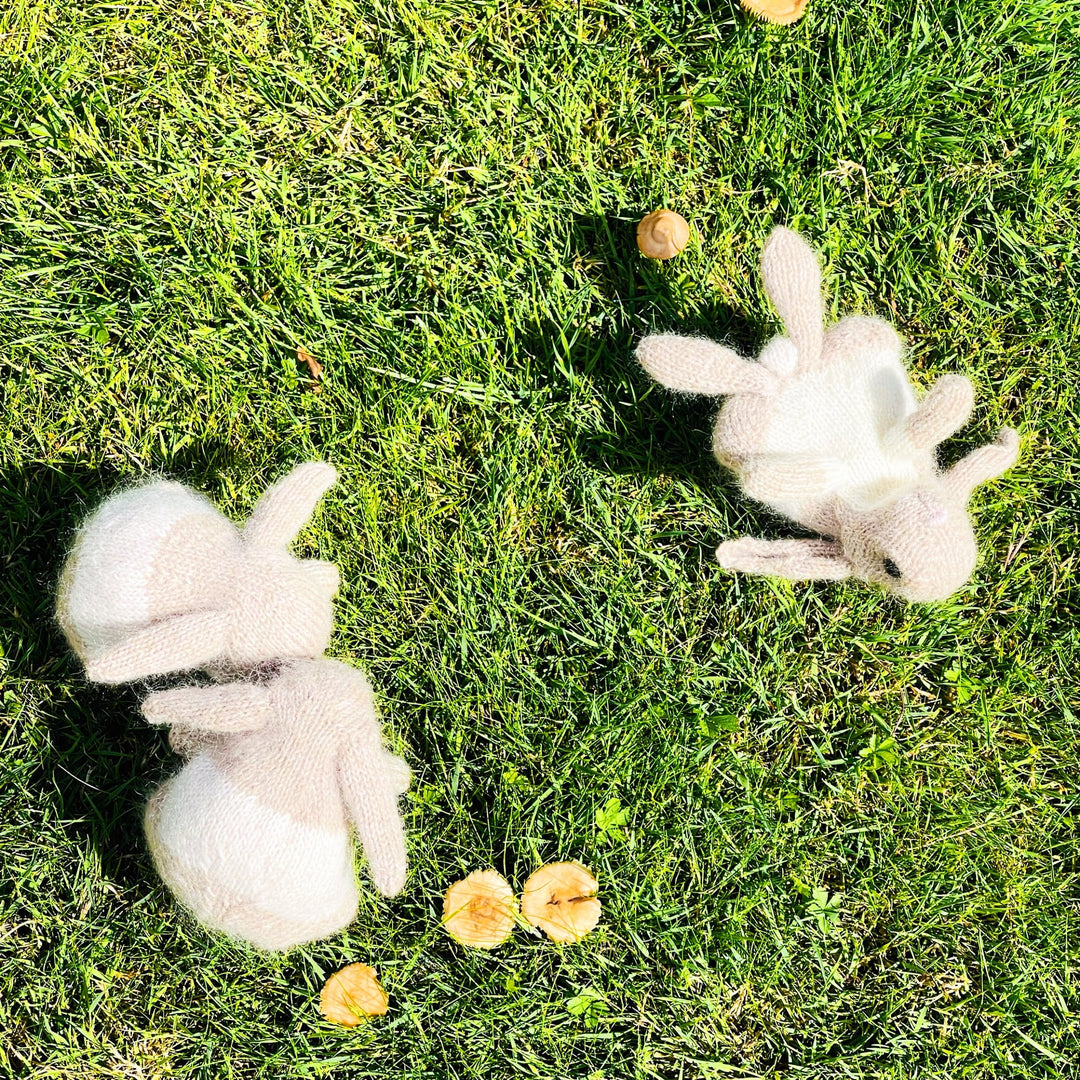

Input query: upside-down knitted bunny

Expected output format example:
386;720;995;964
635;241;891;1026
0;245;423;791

636;227;1019;601
58;463;340;682
141;658;410;950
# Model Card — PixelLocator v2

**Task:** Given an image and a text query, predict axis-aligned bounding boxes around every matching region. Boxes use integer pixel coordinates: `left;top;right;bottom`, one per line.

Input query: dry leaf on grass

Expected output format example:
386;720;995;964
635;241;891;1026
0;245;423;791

320;963;388;1026
442;869;517;949
297;344;323;387
740;0;808;24
521;861;602;943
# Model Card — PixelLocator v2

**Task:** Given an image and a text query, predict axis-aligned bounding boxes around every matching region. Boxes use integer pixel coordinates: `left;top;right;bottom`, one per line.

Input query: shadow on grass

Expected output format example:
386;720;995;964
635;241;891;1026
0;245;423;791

522;210;807;546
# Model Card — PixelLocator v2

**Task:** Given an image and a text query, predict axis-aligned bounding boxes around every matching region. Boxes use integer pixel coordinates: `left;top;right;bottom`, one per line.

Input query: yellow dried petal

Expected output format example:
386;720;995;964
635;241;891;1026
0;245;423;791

521;861;602;943
740;0;808;25
442;870;517;949
319;963;388;1026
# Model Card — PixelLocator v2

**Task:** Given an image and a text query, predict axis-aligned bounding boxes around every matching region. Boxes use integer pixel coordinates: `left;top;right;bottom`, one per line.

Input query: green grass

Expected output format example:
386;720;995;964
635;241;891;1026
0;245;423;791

1;0;1078;1076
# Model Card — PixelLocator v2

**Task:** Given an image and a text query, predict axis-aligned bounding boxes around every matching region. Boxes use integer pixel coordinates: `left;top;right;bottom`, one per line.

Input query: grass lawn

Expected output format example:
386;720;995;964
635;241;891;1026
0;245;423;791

1;0;1078;1076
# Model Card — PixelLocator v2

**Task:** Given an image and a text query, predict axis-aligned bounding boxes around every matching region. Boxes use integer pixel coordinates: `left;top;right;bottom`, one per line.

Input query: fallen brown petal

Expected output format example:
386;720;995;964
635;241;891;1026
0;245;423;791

442;869;517;949
521;861;601;943
319;963;388;1026
740;0;808;24
297;344;323;383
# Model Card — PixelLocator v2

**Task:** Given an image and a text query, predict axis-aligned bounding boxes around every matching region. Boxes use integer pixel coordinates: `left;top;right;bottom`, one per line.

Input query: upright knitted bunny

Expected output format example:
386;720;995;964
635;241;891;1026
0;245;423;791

636;227;1018;601
58;463;340;682
58;463;412;949
141;658;410;951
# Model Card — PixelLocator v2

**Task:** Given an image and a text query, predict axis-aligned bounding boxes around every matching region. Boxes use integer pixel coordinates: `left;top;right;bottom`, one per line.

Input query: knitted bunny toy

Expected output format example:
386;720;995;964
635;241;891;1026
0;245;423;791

141;658;410;951
58;463;412;948
636;227;1019;601
57;462;340;682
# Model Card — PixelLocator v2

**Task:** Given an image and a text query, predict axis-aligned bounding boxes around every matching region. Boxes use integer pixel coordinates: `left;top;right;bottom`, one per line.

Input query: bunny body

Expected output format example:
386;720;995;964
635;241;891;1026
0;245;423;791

58;463;340;682
143;658;410;951
712;317;919;529
637;228;1018;600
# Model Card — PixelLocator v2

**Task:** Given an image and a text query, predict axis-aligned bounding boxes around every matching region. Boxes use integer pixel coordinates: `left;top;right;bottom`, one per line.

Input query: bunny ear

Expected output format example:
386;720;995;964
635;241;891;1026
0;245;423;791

943;428;1019;503
716;536;852;581
759;227;825;367
244;462;337;549
84;611;231;683
142;683;274;731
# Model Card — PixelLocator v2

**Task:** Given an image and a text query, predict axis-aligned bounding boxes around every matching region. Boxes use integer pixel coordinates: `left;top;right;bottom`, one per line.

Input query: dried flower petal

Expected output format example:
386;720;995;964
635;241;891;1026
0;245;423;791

740;0;808;25
442;870;517;949
297;344;323;386
320;963;388;1026
521;862;601;943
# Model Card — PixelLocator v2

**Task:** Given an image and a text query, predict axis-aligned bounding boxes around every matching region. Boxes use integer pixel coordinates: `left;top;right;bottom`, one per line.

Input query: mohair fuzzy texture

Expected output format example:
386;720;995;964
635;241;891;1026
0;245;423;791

57;463;340;682
142;657;410;951
636;227;1019;601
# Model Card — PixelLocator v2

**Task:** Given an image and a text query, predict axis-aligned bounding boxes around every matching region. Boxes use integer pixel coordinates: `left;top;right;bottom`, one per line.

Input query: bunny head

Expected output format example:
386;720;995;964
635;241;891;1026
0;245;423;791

836;426;1020;600
769;426;1019;601
836;486;978;602
58;462;340;683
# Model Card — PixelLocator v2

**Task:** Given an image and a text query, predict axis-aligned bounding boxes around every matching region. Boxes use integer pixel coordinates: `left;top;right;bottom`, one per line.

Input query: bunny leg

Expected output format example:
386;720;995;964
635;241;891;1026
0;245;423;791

243;462;337;549
636;335;776;396
739;454;847;510
84;610;231;684
338;740;409;897
760;227;825;367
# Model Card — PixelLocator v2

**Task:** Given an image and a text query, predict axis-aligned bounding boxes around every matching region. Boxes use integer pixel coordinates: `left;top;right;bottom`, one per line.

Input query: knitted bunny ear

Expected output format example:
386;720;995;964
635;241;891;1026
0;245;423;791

244;462;338;549
84;611;231;684
716;536;852;580
943;428;1019;503
759;227;824;367
339;739;409;897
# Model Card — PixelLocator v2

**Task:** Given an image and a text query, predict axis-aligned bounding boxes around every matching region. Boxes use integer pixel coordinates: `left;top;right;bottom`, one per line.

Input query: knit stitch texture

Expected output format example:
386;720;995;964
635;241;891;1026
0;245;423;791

57;462;411;950
57;463;340;683
636;227;1019;601
142;658;410;951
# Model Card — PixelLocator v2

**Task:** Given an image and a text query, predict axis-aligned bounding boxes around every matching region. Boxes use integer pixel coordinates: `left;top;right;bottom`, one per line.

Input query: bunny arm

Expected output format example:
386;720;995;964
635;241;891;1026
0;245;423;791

85;611;231;684
716;536;852;581
760;227;824;370
943;428;1020;502
338;739;409;897
739;454;848;508
243;462;337;549
636;335;777;396
141;682;275;731
888;374;974;453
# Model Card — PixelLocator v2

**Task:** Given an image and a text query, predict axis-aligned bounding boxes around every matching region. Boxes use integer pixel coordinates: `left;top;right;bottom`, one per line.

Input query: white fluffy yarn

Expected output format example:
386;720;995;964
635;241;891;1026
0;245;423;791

57;463;340;682
637;227;1019;601
142;658;410;951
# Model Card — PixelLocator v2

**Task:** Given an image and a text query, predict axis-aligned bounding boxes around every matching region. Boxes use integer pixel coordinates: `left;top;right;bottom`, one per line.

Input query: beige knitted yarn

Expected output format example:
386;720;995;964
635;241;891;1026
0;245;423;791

57;463;340;683
636;227;1019;601
142;658;410;951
